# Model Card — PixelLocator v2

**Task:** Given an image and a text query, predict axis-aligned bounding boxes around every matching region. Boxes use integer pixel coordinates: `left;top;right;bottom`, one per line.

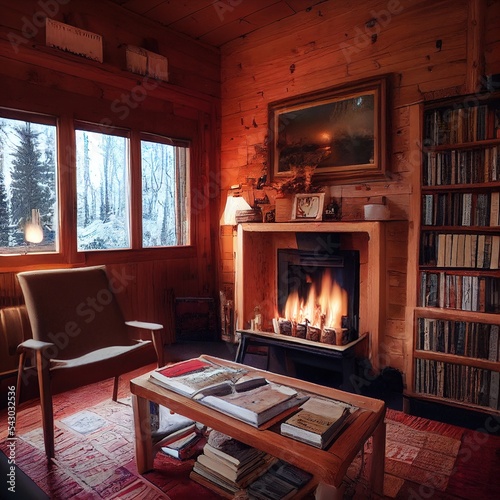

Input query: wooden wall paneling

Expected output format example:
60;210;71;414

465;0;486;94
0;0;220;97
485;0;500;74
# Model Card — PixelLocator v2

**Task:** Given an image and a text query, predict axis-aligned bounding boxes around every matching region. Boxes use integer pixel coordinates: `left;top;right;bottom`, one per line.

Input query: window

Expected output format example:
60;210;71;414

141;135;190;247
0;112;58;254
75;125;130;251
0;110;192;258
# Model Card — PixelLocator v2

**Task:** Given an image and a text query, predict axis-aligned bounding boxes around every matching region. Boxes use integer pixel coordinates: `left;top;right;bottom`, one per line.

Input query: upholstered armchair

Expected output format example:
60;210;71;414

15;265;164;459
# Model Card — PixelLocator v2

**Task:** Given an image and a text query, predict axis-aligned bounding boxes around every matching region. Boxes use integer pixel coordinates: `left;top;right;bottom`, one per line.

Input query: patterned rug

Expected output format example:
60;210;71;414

1;371;499;499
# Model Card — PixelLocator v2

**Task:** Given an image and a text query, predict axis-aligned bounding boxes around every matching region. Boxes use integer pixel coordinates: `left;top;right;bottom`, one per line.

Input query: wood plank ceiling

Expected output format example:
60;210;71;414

108;0;328;48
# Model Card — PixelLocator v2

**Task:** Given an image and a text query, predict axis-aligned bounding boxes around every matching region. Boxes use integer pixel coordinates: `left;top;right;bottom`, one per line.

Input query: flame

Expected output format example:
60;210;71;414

283;271;347;329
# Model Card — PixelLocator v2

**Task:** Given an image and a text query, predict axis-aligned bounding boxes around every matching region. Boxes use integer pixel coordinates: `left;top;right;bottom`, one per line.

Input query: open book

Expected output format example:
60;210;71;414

280;396;355;449
150;358;308;427
149;358;246;397
200;382;308;427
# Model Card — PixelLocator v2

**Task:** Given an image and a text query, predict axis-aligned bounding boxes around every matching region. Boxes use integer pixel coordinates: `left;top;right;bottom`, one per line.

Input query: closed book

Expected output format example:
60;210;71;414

490;191;500;226
247;471;297;500
200;383;306;427
489;325;500;362
280;396;354;449
189;470;238;498
193;454;276;488
196;452;268;482
267;460;313;488
160;431;201;460
204;432;263;467
153;405;195;439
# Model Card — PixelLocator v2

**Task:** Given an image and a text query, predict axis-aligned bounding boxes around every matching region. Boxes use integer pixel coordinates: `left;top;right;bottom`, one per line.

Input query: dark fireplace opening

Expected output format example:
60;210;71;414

277;244;360;344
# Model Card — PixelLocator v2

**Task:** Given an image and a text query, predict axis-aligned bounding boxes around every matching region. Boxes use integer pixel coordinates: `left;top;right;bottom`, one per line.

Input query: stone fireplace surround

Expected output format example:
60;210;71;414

235;221;391;371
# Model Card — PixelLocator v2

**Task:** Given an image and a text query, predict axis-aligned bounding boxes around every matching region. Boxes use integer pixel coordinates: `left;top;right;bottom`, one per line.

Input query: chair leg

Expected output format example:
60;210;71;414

35;350;54;459
15;350;26;417
112;376;119;401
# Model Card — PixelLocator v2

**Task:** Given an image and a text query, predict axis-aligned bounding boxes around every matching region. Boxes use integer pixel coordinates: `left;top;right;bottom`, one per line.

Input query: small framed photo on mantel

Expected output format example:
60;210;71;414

291;193;325;221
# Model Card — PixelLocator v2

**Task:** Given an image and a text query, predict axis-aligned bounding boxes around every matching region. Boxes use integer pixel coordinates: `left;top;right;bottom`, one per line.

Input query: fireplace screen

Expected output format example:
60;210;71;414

277;248;360;344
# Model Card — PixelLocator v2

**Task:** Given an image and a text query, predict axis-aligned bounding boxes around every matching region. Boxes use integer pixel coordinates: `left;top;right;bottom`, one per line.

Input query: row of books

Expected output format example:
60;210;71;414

420;232;500;269
422;147;499;186
416;317;500;361
190;431;313;499
414;358;499;410
423;104;497;146
420;271;500;313
421;191;500;227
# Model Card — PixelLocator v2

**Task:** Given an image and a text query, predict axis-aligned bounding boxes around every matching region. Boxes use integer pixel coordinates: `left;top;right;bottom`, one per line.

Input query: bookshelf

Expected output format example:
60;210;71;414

411;94;500;415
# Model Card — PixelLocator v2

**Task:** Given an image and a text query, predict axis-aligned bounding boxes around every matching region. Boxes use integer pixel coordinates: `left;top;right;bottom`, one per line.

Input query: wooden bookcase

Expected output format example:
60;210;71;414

408;93;500;415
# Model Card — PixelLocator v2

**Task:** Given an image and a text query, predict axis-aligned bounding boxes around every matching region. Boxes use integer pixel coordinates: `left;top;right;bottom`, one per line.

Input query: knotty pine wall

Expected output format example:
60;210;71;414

0;0;221;345
219;0;500;377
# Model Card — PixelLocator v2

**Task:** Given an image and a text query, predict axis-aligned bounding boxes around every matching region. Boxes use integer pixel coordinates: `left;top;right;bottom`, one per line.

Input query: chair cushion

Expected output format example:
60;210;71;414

50;341;150;370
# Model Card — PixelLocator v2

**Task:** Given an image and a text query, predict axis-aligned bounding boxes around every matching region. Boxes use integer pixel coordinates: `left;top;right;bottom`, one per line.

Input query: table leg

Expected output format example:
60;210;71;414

369;417;386;496
132;394;154;474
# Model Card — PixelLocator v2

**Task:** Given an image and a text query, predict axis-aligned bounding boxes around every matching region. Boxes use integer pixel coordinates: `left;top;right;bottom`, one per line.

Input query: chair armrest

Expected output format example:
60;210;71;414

17;338;55;354
125;320;163;330
125;321;164;368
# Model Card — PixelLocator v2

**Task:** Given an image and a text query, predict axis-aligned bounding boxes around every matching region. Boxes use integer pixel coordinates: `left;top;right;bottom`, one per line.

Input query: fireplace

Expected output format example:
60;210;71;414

277;247;360;344
235;221;390;371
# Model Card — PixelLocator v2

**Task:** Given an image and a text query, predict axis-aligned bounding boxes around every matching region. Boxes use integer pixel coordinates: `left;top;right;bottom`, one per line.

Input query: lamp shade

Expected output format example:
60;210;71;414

221;195;252;226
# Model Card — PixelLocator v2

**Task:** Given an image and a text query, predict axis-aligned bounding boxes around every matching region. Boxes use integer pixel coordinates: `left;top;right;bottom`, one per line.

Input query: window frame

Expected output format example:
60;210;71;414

0;106;197;270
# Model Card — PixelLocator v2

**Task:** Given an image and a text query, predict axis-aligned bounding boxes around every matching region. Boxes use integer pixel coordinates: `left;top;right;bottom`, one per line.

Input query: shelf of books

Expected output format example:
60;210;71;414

410;93;500;415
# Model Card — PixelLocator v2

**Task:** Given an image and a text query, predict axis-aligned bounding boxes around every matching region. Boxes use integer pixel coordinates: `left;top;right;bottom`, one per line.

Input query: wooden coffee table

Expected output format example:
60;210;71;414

130;355;386;496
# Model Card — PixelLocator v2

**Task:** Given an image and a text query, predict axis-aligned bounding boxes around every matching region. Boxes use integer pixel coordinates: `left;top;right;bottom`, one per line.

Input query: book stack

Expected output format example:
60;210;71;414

190;431;275;497
280;396;354;449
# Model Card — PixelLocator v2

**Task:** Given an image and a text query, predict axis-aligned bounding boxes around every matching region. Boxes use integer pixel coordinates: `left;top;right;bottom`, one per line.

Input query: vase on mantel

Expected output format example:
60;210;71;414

274;196;294;222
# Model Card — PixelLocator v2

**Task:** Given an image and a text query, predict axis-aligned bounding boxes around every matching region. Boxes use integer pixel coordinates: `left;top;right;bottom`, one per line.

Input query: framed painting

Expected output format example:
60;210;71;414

291;193;325;221
269;76;389;184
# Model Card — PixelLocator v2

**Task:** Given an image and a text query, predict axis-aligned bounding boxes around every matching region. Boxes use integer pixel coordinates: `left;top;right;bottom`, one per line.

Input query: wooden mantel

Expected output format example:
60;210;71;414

235;221;389;372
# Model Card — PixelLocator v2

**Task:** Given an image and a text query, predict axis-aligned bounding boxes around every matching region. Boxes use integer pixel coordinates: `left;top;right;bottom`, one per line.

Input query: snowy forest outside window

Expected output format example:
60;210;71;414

141;135;190;247
75;126;130;251
0;113;58;254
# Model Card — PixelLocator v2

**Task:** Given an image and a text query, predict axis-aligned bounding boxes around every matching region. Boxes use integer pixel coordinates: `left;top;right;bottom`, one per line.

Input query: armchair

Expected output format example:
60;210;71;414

15;265;164;459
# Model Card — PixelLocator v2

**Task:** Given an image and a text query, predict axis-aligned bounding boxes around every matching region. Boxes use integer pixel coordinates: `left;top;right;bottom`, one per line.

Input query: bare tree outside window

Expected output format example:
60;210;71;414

75;128;130;251
141;137;189;247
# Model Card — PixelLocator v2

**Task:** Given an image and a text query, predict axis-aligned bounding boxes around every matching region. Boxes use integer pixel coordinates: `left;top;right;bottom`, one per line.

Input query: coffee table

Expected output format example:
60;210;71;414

130;355;385;496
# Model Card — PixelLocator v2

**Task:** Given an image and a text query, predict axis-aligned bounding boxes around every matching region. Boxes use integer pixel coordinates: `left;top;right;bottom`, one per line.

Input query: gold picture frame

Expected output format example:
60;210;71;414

269;76;389;184
291;193;325;221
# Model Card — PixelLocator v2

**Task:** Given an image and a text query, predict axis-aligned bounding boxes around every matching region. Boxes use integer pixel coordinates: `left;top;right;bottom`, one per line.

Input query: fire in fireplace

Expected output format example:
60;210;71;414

276;246;360;345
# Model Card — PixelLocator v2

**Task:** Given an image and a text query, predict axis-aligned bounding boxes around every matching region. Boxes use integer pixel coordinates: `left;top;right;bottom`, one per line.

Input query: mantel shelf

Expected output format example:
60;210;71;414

239;221;385;234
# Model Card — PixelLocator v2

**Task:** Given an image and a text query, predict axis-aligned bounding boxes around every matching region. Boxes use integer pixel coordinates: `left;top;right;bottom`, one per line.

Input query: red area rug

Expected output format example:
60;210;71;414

1;366;499;499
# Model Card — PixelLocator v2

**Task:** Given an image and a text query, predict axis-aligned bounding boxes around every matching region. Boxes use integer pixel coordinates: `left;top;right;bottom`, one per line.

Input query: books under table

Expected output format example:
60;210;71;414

150;357;307;427
160;430;202;460
189;431;312;499
280;395;356;449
